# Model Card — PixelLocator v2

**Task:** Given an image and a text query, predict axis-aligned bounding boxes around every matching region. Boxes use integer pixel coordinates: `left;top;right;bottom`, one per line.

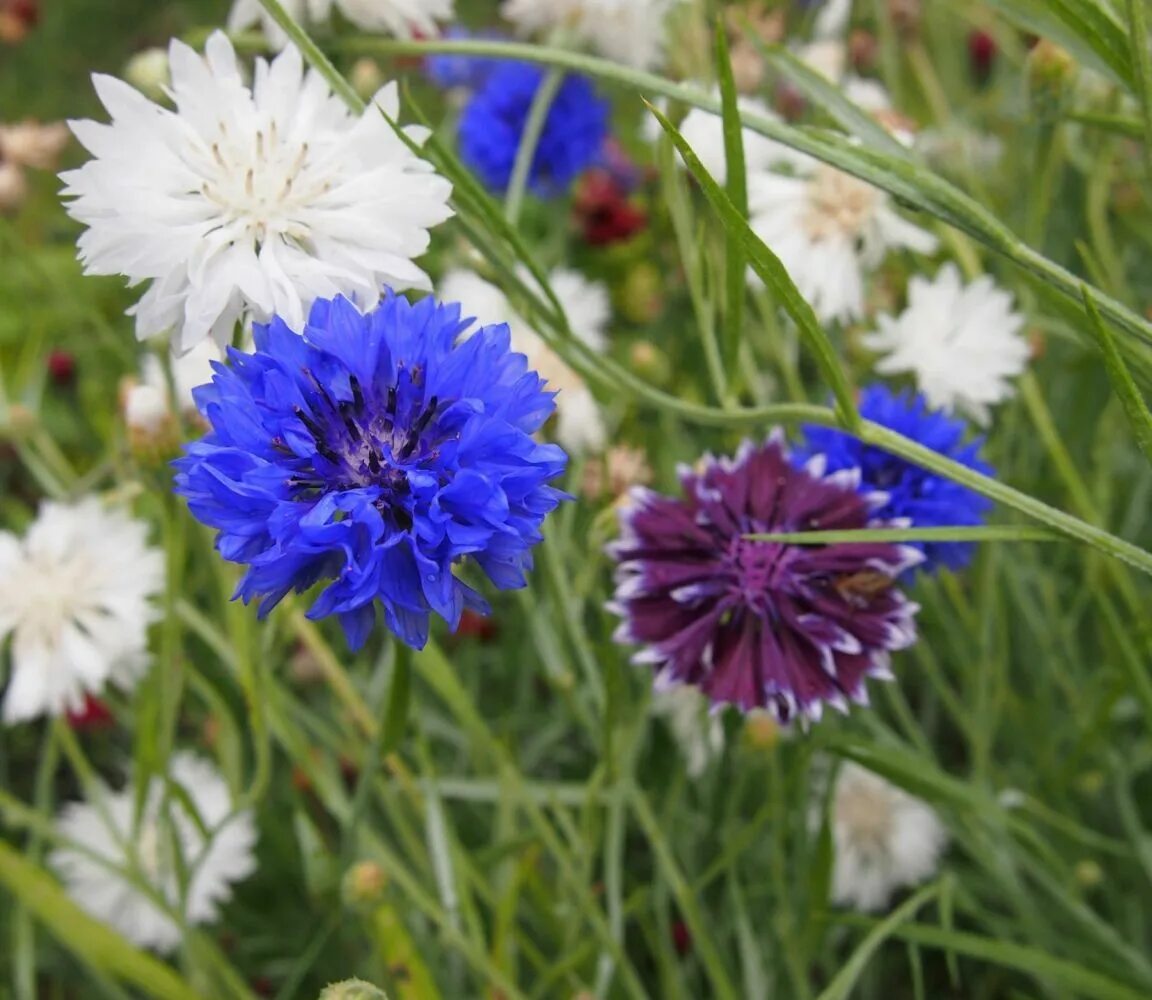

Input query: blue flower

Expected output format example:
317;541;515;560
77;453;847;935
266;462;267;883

425;27;502;90
458;62;609;195
174;293;569;651
796;385;994;573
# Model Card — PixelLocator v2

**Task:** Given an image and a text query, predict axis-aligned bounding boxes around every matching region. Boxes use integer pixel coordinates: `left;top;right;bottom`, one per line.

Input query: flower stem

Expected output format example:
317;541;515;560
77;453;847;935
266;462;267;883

505;68;565;227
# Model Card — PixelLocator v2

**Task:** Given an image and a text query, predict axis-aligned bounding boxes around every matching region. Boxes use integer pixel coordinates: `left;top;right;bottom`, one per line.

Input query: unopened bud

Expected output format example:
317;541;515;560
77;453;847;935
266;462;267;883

319;979;390;1000
4;402;36;439
350;58;385;101
124;48;171;101
744;710;780;750
887;0;921;39
628;340;671;385
849;29;878;75
616;263;664;326
341;861;388;907
1027;40;1076;117
1074;859;1103;889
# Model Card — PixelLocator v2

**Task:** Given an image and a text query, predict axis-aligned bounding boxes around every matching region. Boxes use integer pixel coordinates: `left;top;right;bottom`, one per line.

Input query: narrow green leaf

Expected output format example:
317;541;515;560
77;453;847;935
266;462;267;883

834;918;1151;1000
1082;285;1152;467
646;100;861;431
1067;111;1144;137
817;882;941;1000
745;526;1059;545
0;841;202;1000
505;68;565;225
757;42;909;157
715;12;748;396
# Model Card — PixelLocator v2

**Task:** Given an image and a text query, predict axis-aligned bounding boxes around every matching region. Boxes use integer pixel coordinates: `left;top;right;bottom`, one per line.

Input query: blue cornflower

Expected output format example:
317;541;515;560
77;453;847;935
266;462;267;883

174;293;569;651
425;27;502;90
796;385;994;573
458;62;609;195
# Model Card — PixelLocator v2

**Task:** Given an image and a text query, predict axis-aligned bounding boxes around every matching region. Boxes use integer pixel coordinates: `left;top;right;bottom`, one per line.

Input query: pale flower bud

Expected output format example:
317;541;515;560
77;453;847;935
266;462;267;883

0;120;69;170
123;47;171;100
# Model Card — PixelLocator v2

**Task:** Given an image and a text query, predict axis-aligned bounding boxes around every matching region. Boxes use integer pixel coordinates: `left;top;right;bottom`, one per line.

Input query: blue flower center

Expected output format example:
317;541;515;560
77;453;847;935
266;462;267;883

286;365;451;530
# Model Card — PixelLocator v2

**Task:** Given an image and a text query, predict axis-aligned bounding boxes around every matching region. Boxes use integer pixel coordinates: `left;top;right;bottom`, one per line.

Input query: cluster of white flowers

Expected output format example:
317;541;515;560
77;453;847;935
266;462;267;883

440;266;611;455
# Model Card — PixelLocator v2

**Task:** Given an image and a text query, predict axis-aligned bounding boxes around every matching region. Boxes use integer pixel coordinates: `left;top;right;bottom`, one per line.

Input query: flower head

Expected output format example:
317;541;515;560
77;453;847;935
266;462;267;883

608;435;921;721
797;385;993;573
175;293;569;651
458;62;608;195
0;499;163;723
426;27;503;91
863;263;1028;424
228;0;454;48
62;32;452;351
52;752;257;951
748;159;937;325
824;761;947;912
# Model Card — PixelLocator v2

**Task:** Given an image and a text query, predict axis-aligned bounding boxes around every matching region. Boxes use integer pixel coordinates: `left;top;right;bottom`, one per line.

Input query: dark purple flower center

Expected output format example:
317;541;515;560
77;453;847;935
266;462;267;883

286;365;453;528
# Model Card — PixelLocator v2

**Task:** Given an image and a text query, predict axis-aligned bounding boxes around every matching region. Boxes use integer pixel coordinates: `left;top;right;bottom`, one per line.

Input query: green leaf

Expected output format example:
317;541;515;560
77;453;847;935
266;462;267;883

645;100;861;431
0;840;203;1000
1082;284;1152;467
817;883;941;1000
744;526;1059;545
1123;0;1152;181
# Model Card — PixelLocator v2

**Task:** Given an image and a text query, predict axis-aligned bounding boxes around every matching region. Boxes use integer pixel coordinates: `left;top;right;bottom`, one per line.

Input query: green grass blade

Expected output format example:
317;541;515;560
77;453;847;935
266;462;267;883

745;526;1059;544
1123;0;1152;181
645;100;860;430
817;882;941;1000
1082;284;1152;467
0;840;204;1000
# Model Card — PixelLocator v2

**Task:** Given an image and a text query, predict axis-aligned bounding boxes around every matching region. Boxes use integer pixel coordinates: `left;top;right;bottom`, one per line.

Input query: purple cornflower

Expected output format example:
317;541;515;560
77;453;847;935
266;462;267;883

607;434;921;722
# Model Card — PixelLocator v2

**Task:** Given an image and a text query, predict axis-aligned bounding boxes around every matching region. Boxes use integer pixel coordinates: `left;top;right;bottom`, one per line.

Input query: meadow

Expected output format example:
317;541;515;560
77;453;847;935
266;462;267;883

2;1;1152;998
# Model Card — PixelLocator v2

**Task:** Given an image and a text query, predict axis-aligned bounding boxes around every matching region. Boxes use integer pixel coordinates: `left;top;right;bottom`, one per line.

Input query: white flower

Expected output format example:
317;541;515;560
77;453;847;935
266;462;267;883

62;32;453;352
747;160;937;324
124;339;222;436
51;753;257;952
863;263;1029;423
228;0;454;48
440;267;609;454
0;499;163;724
813;0;853;39
651;686;724;778
501;0;681;70
675;91;796;186
827;762;946;912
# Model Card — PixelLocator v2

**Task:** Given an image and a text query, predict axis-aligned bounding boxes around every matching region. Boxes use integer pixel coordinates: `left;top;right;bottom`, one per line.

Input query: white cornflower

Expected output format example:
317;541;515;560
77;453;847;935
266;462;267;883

51;752;257;952
747;158;937;324
863;263;1029;423
651;685;724;778
228;0;454;49
501;0;681;70
440;267;609;454
0;499;163;724
62;31;453;352
827;762;947;912
124;339;222;441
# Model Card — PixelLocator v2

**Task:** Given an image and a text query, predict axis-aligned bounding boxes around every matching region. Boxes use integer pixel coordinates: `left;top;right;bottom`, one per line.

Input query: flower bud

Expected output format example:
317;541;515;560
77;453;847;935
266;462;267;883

341;861;388;907
124;48;171;101
319;980;390;1000
0;0;38;44
47;349;76;389
1074;859;1103;890
628;340;670;385
349;58;385;101
744;710;780;750
888;0;921;40
849;29;878;75
616;263;664;325
1027;40;1076;116
967;29;997;86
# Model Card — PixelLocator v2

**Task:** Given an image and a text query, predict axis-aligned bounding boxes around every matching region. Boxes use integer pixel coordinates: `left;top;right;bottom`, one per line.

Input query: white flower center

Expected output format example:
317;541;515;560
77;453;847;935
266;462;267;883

195;120;333;244
835;779;895;856
802;166;879;242
7;548;97;648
